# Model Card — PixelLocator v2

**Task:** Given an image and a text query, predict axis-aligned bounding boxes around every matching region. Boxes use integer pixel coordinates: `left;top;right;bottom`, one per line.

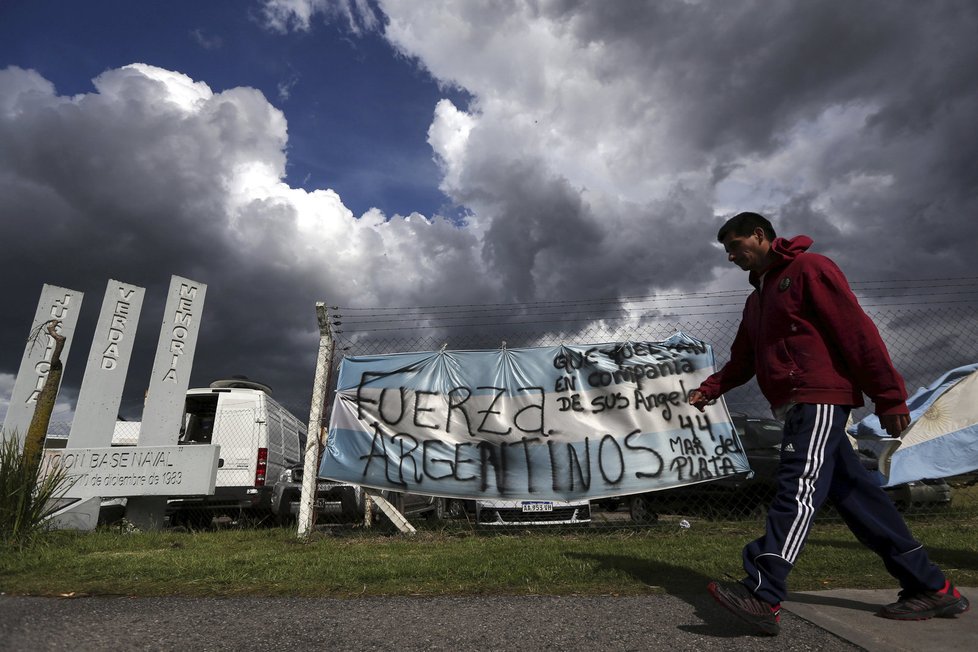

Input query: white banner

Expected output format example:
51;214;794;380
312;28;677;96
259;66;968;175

321;333;750;501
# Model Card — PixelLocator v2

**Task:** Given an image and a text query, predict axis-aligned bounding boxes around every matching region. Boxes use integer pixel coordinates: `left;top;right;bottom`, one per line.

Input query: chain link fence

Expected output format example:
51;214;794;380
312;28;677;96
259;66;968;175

315;298;978;533
40;290;978;533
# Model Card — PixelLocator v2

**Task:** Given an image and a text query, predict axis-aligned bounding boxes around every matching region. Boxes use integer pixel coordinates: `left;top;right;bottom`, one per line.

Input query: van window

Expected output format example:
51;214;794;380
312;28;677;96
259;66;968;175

267;409;285;459
182;395;219;443
279;412;301;464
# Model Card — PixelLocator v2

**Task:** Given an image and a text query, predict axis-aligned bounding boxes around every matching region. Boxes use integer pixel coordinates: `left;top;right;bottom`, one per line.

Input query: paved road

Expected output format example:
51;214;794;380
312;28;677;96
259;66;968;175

0;593;854;652
1;588;973;651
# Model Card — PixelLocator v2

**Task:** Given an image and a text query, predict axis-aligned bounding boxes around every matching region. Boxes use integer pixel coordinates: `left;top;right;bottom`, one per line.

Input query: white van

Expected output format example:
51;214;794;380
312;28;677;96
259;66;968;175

163;377;307;527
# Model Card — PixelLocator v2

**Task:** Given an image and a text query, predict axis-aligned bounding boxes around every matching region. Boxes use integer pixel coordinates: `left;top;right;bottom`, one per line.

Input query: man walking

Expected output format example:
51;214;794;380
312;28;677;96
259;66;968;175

688;211;969;635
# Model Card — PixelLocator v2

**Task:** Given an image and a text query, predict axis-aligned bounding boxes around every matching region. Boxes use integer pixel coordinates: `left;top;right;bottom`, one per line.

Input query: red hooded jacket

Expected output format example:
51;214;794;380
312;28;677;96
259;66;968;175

697;235;908;416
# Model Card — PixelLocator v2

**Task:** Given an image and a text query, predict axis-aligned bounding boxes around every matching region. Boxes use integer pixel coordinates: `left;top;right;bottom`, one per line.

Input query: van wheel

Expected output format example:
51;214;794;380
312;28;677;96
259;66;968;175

426;497;447;521
173;510;213;531
629;495;659;525
445;499;467;519
275;511;296;527
236;509;273;529
341;486;366;521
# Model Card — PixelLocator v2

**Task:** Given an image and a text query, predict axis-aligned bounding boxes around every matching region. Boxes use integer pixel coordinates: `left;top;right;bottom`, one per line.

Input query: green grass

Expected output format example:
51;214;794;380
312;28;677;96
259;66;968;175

0;432;75;549
2;516;976;598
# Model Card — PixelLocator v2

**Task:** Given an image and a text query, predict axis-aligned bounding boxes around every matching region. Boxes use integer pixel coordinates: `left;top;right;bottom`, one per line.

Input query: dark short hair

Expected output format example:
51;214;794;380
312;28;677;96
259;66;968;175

717;212;776;242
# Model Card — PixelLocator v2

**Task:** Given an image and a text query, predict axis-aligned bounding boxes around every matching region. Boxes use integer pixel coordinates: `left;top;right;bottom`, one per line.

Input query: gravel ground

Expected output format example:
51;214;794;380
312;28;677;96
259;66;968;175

0;594;860;651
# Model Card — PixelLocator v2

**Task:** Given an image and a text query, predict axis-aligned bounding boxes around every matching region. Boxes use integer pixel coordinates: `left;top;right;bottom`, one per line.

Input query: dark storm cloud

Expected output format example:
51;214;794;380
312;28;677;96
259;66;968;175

0;65;308;417
551;1;966;152
381;0;977;287
0;63;491;419
468;155;720;302
537;0;978;278
4;0;978;422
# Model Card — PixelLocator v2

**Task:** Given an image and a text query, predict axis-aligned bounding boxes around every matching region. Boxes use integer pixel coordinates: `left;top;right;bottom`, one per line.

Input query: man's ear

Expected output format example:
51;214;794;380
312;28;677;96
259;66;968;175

753;226;766;242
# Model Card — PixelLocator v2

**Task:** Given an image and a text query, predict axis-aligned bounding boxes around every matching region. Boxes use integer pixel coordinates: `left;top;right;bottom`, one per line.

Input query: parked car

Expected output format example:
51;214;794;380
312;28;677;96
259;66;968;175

383;490;447;521
475;498;591;526
272;464;364;522
627;414;952;524
859;452;952;512
271;463;447;525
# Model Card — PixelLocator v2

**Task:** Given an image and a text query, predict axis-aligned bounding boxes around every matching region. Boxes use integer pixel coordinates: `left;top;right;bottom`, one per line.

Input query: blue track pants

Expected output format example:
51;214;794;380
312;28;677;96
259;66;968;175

742;403;946;605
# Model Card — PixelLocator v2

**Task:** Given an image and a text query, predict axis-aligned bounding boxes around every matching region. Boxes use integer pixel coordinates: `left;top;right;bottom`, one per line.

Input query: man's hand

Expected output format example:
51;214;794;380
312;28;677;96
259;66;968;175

879;413;911;438
688;389;710;412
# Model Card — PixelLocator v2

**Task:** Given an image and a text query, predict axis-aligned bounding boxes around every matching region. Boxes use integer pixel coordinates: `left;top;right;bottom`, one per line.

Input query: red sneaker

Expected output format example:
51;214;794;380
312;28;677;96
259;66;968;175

707;580;781;635
879;581;970;620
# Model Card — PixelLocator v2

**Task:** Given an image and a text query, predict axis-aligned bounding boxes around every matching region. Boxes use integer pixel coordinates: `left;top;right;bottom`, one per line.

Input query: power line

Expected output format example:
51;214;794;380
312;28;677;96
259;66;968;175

330;278;978;334
334;278;978;313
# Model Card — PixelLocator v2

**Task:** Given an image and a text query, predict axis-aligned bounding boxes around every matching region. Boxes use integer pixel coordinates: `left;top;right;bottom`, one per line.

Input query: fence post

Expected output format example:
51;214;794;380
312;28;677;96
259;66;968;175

297;302;333;538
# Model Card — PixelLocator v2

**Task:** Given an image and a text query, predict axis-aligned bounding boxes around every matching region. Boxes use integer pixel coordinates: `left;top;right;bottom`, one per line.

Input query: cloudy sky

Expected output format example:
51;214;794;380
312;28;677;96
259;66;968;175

2;0;977;422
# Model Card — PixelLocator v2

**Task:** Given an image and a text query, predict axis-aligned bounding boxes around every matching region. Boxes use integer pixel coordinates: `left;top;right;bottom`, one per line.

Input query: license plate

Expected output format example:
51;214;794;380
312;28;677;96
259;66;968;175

521;501;553;513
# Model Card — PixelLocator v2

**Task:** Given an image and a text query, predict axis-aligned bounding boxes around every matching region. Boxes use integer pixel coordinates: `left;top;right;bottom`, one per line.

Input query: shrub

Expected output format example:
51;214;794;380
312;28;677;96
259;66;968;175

0;432;74;547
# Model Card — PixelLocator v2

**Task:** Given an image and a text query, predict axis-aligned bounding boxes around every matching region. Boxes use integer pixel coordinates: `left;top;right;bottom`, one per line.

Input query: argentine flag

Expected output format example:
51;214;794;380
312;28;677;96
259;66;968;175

849;363;978;486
